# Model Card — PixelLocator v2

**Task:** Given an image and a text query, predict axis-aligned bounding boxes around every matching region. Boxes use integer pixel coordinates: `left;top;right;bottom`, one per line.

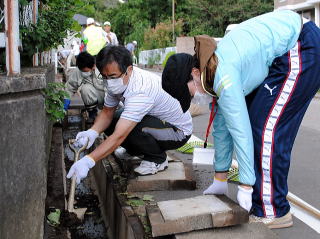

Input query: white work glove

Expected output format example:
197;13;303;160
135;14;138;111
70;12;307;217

74;129;98;149
203;177;228;195
237;185;253;212
66;155;95;184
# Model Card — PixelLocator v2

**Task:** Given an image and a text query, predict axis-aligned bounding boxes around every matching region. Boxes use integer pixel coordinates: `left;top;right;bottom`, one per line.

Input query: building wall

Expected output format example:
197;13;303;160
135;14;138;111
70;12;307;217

275;0;308;9
274;0;320;26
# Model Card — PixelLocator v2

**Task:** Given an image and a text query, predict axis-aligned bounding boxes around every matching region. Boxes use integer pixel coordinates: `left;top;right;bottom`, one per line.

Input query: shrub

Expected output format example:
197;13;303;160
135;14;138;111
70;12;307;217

147;53;161;67
162;51;176;68
142;19;183;50
41;83;69;122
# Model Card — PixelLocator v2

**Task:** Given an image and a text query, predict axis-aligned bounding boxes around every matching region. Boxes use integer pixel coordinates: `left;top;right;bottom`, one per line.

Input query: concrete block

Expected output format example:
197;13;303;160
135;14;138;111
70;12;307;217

0;66;54;239
0;66;52;94
91;154;146;239
176;37;195;55
174;223;279;239
158;195;231;221
127;161;196;192
146;195;248;237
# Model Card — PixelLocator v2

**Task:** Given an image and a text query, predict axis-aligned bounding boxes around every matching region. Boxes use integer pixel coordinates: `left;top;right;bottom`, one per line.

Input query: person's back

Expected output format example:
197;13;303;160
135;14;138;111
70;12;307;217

83;19;106;56
215;10;301;95
126;42;135;54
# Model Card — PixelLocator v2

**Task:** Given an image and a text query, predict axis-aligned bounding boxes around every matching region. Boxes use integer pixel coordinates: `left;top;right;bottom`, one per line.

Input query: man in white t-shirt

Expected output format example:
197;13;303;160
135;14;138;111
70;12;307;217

103;21;119;46
66;45;192;183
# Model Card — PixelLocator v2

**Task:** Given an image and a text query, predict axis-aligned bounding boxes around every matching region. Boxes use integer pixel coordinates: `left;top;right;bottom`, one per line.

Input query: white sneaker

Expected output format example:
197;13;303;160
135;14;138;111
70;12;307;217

114;146;136;160
134;159;168;175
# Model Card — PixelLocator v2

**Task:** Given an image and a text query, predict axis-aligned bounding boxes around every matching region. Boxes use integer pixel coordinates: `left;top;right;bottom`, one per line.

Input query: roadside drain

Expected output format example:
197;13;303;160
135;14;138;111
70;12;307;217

44;113;108;239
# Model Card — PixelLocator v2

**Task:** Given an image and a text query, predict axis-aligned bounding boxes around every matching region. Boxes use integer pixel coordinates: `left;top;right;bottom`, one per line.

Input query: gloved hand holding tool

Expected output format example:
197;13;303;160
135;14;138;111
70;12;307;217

66;138;89;220
74;129;99;149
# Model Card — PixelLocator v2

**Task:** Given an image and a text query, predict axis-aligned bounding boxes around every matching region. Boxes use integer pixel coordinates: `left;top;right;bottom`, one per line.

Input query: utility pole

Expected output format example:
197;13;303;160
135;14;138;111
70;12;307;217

33;0;39;66
172;0;175;43
4;0;20;75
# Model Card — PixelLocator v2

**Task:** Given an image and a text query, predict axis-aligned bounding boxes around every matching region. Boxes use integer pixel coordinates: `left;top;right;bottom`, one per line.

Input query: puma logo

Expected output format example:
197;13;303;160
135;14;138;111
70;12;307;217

264;84;277;96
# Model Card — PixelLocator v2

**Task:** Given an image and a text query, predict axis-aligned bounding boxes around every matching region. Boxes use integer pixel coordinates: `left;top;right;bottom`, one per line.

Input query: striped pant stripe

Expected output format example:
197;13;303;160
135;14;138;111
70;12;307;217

260;42;302;218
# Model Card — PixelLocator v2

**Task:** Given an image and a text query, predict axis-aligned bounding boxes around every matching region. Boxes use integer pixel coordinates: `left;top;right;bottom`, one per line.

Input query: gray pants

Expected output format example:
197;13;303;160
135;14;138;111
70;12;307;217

105;111;191;164
80;83;105;109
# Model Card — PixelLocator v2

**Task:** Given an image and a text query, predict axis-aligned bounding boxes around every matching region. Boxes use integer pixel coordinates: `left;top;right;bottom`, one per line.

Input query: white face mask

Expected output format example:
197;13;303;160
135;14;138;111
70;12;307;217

192;91;212;106
107;77;127;94
81;71;92;78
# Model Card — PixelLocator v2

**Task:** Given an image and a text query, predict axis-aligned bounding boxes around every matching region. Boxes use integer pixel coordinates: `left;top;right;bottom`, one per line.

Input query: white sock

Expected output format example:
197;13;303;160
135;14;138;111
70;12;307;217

203;177;228;195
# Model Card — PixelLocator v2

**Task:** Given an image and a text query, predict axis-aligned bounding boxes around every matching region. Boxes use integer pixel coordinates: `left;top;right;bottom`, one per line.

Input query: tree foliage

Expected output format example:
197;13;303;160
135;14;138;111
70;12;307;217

19;0;89;65
97;0;273;49
179;0;274;37
143;19;183;50
17;0;274;66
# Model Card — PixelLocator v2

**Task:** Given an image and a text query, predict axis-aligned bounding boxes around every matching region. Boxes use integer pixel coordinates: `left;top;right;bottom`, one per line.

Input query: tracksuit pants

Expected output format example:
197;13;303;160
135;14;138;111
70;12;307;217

105;110;191;164
246;21;320;218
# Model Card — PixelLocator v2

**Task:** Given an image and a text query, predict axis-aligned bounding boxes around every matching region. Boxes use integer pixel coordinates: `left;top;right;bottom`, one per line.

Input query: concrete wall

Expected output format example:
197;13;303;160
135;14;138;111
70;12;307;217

91;144;145;239
0;66;54;239
138;47;177;65
176;37;221;55
176;37;195;55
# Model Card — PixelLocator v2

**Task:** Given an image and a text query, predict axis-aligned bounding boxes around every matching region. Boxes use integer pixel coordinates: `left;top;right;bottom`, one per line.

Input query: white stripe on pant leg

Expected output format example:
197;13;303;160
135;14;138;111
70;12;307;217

260;42;301;218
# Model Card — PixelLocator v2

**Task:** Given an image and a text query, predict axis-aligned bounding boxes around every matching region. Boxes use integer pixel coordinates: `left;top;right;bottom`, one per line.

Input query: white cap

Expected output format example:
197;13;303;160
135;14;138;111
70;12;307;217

86;18;95;25
104;21;111;26
133;40;137;45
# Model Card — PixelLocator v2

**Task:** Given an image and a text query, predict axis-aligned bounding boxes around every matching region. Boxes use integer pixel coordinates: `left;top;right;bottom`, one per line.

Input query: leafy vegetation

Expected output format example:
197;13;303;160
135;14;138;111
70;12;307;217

19;0;87;66
96;0;273;50
16;0;273;66
143;19;183;50
162;51;176;68
41;83;69;122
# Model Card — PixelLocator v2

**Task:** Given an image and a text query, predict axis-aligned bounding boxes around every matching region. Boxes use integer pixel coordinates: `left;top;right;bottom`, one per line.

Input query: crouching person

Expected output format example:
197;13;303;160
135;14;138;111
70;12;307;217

64;51;105;121
67;45;192;183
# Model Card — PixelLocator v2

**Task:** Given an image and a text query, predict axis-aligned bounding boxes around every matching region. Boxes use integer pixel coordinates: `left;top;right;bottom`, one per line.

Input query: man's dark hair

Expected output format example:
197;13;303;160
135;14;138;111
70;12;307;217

76;51;95;70
96;46;133;74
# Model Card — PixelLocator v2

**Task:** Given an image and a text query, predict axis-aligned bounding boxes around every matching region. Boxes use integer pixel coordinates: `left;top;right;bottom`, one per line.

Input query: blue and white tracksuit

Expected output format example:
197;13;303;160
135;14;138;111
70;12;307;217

213;10;320;217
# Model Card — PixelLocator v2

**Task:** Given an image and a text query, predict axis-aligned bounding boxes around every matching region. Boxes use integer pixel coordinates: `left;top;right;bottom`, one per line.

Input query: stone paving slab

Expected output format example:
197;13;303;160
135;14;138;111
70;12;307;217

158;195;231;221
174;223;279;239
146;195;248;237
127;161;196;192
137;162;186;181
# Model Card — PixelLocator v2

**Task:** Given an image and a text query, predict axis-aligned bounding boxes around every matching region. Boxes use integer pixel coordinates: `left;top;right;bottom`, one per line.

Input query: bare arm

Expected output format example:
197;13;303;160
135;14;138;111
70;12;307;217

91;106;116;133
89;118;137;162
